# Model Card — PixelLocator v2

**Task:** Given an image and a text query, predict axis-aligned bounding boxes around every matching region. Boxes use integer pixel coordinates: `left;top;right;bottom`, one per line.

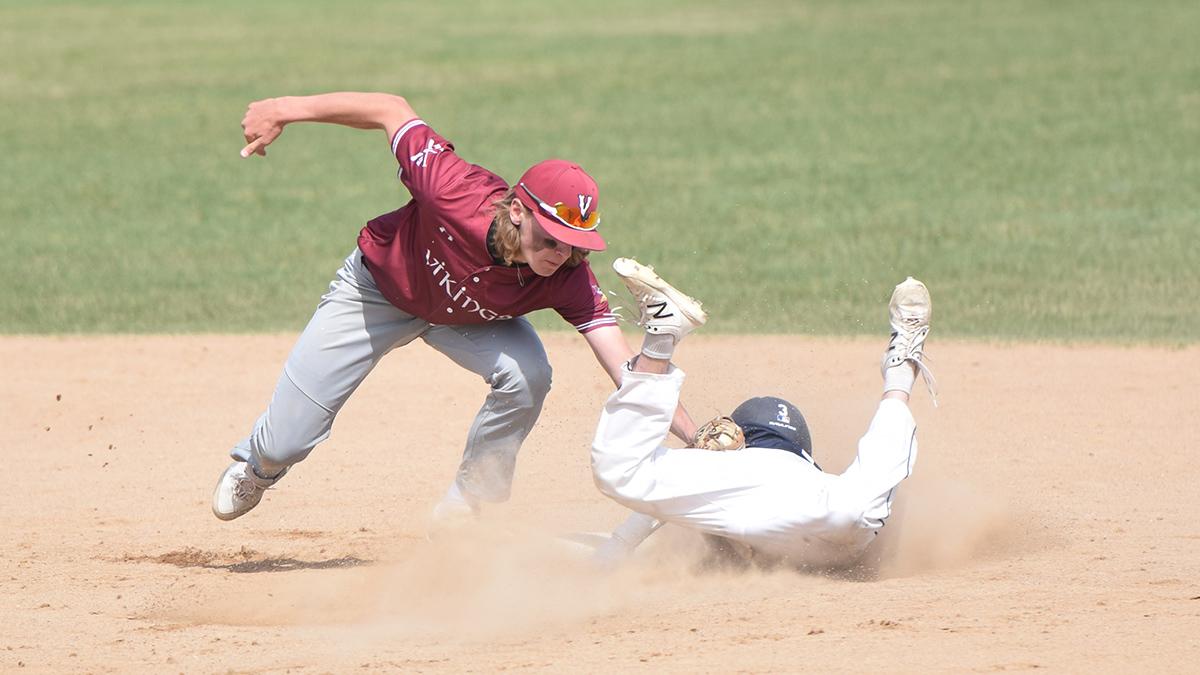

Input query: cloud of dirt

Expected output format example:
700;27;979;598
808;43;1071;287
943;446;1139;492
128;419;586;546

617;480;1032;583
145;479;1037;642
869;473;1035;579
358;524;638;640
147;518;689;641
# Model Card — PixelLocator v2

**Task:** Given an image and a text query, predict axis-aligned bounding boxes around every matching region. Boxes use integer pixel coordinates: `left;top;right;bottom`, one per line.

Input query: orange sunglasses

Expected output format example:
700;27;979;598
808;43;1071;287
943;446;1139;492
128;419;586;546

519;183;601;231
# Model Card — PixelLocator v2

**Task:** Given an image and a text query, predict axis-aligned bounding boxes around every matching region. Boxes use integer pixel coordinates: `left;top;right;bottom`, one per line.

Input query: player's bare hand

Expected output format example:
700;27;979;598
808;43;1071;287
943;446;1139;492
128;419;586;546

239;98;287;158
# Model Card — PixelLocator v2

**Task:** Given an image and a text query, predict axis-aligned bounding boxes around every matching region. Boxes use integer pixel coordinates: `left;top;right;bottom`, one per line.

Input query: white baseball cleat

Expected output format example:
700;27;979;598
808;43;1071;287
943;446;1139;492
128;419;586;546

612;258;708;343
882;277;937;402
211;461;277;521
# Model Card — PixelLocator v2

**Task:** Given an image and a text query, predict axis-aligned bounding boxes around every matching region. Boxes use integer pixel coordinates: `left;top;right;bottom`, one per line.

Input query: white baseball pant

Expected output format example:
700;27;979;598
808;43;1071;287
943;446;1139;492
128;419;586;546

591;364;918;567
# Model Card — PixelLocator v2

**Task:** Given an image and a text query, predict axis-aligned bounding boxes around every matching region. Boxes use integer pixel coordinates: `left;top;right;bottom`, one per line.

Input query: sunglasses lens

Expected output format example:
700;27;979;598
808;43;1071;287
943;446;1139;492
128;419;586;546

553;204;576;223
552;204;600;231
523;185;600;231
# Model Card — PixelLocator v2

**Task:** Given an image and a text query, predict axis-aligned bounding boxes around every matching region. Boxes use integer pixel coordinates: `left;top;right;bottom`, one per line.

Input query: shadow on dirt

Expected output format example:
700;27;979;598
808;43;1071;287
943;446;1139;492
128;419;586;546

117;546;372;573
218;556;370;573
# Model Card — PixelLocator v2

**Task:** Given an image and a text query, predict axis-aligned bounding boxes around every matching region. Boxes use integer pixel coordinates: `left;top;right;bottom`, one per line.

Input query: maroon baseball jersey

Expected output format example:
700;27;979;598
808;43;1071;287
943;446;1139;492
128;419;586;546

357;120;616;333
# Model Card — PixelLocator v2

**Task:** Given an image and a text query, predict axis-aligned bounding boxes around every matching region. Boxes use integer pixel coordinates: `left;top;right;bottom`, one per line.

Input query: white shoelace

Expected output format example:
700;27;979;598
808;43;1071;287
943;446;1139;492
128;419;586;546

232;475;266;501
890;322;938;405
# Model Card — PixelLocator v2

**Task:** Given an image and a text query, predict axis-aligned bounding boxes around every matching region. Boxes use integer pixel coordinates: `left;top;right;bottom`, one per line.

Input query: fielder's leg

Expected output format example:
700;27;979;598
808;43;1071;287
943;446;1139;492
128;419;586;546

212;248;428;521
421;317;553;515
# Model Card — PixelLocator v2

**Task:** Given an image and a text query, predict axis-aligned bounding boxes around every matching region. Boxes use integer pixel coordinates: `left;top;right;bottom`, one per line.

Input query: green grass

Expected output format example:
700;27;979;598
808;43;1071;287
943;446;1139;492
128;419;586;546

2;0;1197;340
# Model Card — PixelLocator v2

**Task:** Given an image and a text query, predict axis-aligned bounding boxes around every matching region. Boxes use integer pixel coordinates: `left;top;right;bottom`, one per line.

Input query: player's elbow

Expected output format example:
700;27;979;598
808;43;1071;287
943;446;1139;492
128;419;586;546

388;94;413;116
377;94;418;135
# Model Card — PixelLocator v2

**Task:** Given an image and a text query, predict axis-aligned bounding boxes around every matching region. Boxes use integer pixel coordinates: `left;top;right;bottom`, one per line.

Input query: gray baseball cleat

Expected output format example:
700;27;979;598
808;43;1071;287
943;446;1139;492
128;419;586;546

612;258;708;343
211;461;278;521
882;277;937;401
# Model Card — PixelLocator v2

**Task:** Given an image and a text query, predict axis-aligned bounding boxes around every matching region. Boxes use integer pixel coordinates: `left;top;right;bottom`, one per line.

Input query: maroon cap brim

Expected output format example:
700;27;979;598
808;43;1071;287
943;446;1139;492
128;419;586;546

529;209;607;251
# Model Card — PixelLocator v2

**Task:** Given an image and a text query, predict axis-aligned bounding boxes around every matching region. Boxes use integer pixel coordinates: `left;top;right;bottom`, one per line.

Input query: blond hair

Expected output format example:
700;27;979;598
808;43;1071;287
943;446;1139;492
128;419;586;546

492;188;590;268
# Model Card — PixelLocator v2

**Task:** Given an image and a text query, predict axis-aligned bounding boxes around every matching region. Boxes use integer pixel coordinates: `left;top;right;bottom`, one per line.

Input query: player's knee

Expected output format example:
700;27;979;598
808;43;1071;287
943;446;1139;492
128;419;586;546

590;468;627;502
590;466;614;497
821;486;869;533
525;359;553;400
590;450;644;503
825;506;863;533
492;355;553;408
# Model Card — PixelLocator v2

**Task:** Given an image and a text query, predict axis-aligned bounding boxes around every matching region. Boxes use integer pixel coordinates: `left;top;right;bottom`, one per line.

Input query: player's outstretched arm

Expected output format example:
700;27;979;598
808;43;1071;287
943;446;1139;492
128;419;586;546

239;92;419;158
583;325;697;441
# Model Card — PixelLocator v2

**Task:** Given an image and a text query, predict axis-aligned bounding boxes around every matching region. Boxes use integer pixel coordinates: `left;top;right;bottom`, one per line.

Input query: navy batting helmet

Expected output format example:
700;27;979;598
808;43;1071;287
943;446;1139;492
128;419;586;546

730;396;816;466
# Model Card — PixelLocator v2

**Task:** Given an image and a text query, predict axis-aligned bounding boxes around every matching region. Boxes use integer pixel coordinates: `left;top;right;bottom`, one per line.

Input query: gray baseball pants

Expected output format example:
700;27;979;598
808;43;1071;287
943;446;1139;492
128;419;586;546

229;247;552;503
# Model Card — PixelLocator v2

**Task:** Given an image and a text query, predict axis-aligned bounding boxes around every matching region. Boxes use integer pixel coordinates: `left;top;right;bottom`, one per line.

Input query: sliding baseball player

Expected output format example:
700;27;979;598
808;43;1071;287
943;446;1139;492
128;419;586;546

588;258;936;569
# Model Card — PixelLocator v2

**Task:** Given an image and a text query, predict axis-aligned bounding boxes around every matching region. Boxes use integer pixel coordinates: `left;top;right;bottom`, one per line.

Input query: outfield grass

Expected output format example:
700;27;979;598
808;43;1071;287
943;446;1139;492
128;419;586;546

1;0;1197;340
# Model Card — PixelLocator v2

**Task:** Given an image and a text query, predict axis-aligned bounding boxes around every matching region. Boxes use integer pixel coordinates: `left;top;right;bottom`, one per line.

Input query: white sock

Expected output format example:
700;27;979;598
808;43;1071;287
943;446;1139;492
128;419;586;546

883;361;918;395
641;332;676;360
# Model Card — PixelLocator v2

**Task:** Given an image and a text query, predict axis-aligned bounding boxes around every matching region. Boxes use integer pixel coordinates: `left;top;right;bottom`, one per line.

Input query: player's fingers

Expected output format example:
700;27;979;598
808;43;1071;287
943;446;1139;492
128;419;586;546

240;137;266;158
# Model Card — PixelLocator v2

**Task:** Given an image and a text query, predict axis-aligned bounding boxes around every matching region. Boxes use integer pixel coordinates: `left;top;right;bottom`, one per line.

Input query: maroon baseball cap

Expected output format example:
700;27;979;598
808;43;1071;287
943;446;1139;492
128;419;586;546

513;159;606;251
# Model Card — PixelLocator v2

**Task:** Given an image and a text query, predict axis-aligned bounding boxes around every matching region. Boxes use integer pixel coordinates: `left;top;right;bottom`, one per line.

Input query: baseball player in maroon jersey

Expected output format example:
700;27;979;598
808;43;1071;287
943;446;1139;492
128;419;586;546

212;92;697;524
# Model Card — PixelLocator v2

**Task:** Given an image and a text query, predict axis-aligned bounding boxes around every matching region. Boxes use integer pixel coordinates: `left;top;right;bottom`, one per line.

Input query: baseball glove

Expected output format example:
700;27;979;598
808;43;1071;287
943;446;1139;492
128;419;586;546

692;415;745;451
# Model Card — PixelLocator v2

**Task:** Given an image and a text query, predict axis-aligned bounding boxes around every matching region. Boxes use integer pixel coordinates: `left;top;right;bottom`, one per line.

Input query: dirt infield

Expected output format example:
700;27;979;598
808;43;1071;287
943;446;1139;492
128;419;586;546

2;334;1197;672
